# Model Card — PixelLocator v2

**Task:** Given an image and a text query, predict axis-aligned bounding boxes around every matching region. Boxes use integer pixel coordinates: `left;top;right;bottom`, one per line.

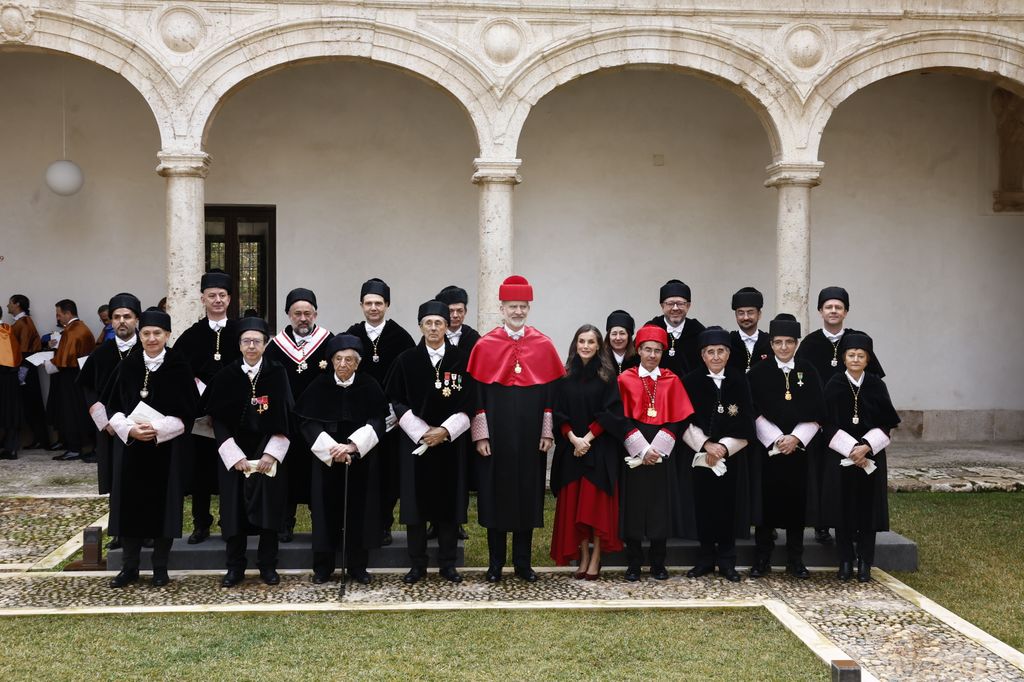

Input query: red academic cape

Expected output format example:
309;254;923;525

618;368;694;432
467;326;565;386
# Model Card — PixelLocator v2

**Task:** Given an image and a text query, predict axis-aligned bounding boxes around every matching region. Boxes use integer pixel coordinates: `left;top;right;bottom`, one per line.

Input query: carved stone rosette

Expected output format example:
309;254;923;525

0;3;36;43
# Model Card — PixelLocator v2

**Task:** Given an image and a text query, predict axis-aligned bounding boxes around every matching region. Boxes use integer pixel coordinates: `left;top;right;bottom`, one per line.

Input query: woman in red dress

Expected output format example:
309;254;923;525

549;325;626;578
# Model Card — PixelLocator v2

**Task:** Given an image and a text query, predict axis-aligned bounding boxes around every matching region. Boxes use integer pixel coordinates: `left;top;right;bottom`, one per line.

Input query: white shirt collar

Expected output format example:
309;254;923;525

242;358;262;376
334;372;355;388
504;324;524;340
638;366;661;379
426;343;446;363
739;329;759;342
823;328;845;343
13;312;26;321
364;321;385;340
846;370;864;387
664;317;685;336
208;318;227;331
115;335;137;352
143;348;166;372
613;351;625;364
294;326;318;345
707;370;726;381
775;357;795;372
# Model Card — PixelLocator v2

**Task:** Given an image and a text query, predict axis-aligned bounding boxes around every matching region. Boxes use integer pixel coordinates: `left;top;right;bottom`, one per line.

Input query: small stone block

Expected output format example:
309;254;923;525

831;659;860;682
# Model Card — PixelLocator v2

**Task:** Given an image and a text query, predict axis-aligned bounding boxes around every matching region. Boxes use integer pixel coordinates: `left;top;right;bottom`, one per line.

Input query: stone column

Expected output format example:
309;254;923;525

764;161;824;331
472;158;522;331
157;151;210;340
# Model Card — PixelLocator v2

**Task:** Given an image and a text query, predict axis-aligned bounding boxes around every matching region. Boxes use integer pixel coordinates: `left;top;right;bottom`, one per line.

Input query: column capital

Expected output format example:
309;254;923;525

156;151;211;179
764;161;824;188
473;158;522;185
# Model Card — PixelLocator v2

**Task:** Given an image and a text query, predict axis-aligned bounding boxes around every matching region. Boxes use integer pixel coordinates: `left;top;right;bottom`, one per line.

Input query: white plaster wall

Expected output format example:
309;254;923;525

516;70;778;360
204;61;478;336
814;73;1024;411
0;53;164;337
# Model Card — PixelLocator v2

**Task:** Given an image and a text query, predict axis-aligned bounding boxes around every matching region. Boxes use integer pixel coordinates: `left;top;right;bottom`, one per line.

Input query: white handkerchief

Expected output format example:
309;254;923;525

624;454;662;469
128;401;165;425
768;445;782;456
412;442;430;456
839;457;877;475
692;452;728;476
242;459;278;478
192;415;215;439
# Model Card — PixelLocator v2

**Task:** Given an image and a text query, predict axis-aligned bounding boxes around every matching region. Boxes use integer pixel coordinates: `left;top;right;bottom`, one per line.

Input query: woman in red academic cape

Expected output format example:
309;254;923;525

549;324;627;577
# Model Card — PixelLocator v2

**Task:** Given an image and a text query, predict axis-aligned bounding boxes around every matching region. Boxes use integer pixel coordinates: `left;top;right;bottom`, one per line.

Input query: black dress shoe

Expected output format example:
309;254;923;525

221;570;245;587
749;560;772;578
381;530;393;546
279;528;294;544
837;561;853;581
141;538;155;548
187;527;210;544
787;563;810;579
650;566;670;581
260;569;280;586
514;567;539;582
815;528;834;545
721;568;742;583
109;569;139;588
439;567;463;583
54;451;81;461
311;572;332;584
26;441;45;450
686;565;714;578
403;567;427;585
425;524;438;540
624;567;641;582
857;560;872;583
106;536;122;550
485;567;502;583
47;441;65;451
151;569;170;587
457;525;469;541
0;449;17;460
349;568;372;585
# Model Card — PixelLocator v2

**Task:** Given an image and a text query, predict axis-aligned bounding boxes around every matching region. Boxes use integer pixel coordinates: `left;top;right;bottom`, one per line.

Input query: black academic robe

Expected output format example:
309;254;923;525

294;372;388;553
796;328;886;384
173;317;242;498
206;358;293;536
77;338;141;494
0;366;21;431
449;324;482;494
448;324;481;357
680;368;756;540
820;373;900;532
747;359;827;529
386;339;474;525
263;325;334;508
102;348;199;539
606;350;640;376
550;358;626;499
727;330;772;375
643;315;707;377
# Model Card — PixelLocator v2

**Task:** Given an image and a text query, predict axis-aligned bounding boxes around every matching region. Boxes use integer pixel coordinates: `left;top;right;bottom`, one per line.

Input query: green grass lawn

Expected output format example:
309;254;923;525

0;609;827;680
888;491;1024;651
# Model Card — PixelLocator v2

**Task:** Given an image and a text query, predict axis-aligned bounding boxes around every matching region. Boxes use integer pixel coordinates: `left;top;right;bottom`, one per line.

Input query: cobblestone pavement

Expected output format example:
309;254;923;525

889;466;1024;492
0;497;107;567
0;569;1020;681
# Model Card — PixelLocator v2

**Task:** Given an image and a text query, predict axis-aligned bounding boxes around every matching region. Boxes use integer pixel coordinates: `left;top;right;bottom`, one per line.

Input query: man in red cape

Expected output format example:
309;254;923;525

468;275;565;582
617;324;694;581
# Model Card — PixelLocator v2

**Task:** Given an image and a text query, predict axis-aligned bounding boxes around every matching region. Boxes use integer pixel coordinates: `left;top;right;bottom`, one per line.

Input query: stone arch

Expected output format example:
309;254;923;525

5;9;178;148
498;26;803;161
804;29;1024;159
183;19;496;154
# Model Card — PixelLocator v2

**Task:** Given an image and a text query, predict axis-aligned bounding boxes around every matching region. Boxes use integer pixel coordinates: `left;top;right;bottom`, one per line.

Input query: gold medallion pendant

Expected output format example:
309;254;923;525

647;407;657;418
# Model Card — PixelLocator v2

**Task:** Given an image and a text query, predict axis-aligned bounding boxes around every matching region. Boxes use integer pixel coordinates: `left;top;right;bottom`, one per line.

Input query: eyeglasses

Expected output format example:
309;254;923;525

240;338;264;346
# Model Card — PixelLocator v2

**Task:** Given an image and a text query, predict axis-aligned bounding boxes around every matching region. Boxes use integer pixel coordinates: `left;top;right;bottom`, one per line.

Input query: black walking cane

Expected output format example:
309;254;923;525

339;452;354;600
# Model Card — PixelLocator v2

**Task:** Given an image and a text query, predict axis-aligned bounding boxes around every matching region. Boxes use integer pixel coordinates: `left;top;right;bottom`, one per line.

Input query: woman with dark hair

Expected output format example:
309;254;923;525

601;310;639;375
549;324;625;578
822;333;900;583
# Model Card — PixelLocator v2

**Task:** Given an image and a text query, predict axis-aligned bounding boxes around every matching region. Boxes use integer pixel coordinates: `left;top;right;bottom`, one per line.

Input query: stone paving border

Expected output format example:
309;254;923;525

0;496;109;570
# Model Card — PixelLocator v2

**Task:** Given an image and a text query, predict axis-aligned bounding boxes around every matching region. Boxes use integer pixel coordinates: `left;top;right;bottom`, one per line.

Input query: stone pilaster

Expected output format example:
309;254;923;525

157;151;210;340
765;161;824;332
472;158;522;331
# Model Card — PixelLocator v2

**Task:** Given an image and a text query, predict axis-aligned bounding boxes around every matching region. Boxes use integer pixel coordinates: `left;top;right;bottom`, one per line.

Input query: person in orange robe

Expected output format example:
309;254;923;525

45;299;96;461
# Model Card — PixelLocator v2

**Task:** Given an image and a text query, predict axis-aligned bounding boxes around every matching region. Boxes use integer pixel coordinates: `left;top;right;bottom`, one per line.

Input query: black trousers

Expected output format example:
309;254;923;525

836;529;876;565
625;538;667;570
226;531;278;572
487;528;533;570
192;493;213;531
2;428;19;453
755;525;804;564
121;537;172;572
20;365;50;446
407;522;457;569
313;547;369;577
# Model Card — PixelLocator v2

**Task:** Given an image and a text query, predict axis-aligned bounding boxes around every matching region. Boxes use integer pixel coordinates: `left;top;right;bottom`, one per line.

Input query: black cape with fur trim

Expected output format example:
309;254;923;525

294;371;389;552
449;323;481;357
102;348;199;538
820;373;900;531
727;330;772;374
385;339;474;524
795;328;886;383
206;358;293;535
680;367;755;540
643;315;707;377
746;358;826;529
550;357;626;498
77;339;141;494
